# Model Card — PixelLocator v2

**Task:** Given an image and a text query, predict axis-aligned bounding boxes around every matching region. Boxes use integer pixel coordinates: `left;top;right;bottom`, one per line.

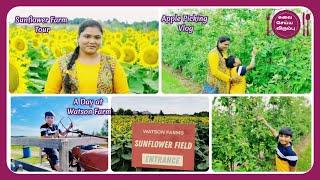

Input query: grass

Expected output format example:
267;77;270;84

297;141;312;172
162;68;191;93
11;145;41;165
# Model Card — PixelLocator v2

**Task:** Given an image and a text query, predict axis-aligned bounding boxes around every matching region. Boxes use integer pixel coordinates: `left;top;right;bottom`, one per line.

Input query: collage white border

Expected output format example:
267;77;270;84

6;6;315;175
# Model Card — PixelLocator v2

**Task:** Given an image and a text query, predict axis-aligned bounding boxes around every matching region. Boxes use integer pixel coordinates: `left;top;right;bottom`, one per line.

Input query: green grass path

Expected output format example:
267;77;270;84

162;65;202;93
162;67;192;93
296;134;312;172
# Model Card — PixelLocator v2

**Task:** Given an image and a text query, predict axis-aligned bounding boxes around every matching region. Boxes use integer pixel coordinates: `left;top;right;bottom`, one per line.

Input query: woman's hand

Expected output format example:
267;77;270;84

230;76;241;84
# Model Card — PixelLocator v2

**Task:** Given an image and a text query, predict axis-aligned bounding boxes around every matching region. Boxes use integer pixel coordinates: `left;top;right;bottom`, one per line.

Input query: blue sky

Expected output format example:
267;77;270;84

112;97;209;115
11;96;109;137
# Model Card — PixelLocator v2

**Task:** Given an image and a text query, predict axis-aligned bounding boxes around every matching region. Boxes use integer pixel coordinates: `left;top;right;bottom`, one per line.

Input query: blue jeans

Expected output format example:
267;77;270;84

202;83;218;94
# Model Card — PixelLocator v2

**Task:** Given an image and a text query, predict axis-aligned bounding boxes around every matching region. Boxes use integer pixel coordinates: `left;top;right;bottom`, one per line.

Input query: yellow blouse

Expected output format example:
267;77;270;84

208;49;231;93
230;67;246;94
44;60;129;94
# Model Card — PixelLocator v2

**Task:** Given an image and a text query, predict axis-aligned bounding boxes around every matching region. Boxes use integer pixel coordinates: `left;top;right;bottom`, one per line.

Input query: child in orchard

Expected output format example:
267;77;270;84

225;47;257;94
258;116;298;172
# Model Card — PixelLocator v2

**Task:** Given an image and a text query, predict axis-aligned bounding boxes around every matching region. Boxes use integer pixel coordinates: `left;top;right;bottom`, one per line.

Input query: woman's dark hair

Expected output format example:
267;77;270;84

216;36;231;57
226;55;236;68
64;20;103;93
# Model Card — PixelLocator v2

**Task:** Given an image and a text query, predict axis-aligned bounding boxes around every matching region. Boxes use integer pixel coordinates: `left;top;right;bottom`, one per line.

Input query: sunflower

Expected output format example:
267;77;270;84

49;39;57;49
62;33;69;40
34;33;41;39
11;37;28;54
139;45;158;68
124;41;135;47
126;27;134;34
137;40;149;51
109;44;125;62
115;32;122;39
32;38;40;48
9;57;28;93
104;41;112;46
100;47;117;59
105;34;114;42
64;44;75;54
127;37;137;45
53;46;64;58
121;45;137;64
41;36;50;46
114;40;122;47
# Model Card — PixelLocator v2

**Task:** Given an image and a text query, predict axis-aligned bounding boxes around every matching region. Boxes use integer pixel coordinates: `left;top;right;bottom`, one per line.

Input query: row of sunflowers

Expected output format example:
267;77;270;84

9;24;159;94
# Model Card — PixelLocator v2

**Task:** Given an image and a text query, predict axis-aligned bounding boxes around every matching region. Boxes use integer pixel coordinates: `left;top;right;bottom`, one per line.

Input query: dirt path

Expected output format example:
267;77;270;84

163;64;202;93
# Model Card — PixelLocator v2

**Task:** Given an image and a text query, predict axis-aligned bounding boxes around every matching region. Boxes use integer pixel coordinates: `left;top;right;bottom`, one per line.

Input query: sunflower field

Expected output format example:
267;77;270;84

111;115;209;171
162;8;312;93
212;96;311;171
9;21;159;94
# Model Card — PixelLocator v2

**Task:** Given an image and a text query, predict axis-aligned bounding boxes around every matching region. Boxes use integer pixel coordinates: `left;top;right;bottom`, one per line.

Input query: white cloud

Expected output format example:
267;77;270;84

11;108;17;116
21;103;32;108
19;118;27;122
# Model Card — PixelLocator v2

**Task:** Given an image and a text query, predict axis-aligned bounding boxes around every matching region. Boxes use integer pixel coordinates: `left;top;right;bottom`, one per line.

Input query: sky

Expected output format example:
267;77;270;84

11;96;109;137
7;7;159;23
112;97;209;115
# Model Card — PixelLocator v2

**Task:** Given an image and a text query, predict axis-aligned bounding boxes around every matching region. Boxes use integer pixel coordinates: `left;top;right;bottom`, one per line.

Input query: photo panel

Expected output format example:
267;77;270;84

8;7;159;94
212;96;312;172
161;8;312;94
111;96;209;172
6;5;315;176
10;96;110;172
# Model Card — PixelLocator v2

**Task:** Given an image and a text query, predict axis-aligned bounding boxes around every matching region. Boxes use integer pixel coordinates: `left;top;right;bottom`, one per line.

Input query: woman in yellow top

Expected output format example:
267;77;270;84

45;20;129;94
226;47;257;94
204;36;241;94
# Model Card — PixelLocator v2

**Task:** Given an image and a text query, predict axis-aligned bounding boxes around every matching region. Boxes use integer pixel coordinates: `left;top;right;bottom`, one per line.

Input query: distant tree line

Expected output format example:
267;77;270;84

90;119;107;137
68;18;158;31
111;108;209;117
193;111;209;117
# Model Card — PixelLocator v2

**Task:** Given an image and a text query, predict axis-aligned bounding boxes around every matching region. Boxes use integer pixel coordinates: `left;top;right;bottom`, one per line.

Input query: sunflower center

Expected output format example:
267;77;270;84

9;63;19;93
123;48;136;63
42;38;49;43
15;39;25;51
33;39;39;47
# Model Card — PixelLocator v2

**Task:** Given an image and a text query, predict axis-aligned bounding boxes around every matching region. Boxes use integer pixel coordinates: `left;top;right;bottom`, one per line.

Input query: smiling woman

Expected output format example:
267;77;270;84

44;19;129;94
